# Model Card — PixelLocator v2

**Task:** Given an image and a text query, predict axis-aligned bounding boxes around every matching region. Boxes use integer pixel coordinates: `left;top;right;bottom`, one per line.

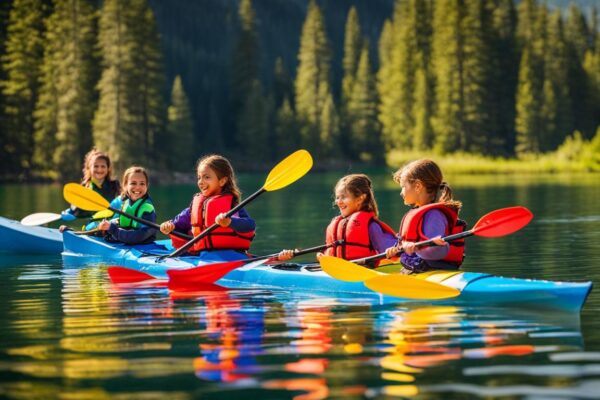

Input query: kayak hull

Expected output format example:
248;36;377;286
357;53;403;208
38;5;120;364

62;232;592;313
0;216;63;254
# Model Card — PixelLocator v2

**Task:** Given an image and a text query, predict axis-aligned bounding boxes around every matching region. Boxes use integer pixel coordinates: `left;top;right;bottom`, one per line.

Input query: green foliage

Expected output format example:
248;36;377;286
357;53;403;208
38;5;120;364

238;79;270;161
0;0;45;177
93;0;165;170
294;0;332;153
34;0;98;181
347;43;382;163
166;75;194;172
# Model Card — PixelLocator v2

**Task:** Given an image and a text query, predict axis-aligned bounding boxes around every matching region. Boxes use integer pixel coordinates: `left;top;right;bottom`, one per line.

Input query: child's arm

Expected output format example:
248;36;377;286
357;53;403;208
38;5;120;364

368;221;398;253
415;210;449;260
217;208;256;232
107;211;157;244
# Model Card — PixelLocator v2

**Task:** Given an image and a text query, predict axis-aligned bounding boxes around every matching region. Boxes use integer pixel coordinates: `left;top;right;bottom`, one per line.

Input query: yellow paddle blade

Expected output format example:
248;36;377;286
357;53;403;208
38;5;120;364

92;209;114;219
263;149;313;192
364;274;460;300
319;255;380;282
63;183;110;211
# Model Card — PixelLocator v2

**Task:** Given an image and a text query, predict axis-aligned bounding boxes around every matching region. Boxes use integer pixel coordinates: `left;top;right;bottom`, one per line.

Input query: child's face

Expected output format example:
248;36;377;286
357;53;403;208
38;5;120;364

126;172;148;201
90;158;108;182
400;174;423;206
197;164;227;197
335;187;365;218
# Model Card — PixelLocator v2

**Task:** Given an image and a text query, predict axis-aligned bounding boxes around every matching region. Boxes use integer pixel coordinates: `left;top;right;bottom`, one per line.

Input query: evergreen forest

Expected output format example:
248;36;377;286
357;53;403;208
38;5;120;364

1;0;600;182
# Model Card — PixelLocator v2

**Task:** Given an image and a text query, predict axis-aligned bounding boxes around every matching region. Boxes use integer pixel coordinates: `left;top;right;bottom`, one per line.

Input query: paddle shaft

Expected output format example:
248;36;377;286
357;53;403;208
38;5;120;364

350;229;475;266
105;205;192;240
166;188;266;258
236;242;334;265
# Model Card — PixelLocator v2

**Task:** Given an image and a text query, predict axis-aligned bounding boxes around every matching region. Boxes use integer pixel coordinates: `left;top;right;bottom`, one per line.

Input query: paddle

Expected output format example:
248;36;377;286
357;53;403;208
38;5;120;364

63;183;192;240
167;241;338;289
349;206;533;267
20;212;63;226
319;206;533;299
163;149;313;259
106;241;337;286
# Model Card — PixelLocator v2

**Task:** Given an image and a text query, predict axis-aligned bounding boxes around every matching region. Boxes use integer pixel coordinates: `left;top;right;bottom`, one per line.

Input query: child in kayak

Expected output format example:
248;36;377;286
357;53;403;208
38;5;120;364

278;174;397;267
160;154;255;254
97;166;157;244
59;148;121;232
384;159;465;274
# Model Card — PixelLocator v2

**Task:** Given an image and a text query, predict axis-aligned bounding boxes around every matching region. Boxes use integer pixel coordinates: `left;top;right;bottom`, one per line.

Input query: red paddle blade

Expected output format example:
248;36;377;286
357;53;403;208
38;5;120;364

472;206;533;238
167;259;248;289
107;266;158;283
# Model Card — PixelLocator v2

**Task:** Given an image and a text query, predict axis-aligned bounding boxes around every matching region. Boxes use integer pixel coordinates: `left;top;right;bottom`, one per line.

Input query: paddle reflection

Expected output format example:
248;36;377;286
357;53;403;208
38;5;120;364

375;305;584;398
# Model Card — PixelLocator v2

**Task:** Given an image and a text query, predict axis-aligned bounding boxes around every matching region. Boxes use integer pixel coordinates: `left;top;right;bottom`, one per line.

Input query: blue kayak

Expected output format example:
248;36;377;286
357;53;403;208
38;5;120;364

62;231;593;313
0;216;63;254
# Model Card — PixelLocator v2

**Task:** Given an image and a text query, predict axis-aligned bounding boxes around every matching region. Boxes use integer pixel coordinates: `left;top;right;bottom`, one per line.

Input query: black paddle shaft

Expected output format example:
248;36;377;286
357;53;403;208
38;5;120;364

106;206;192;240
350;230;475;266
164;188;267;259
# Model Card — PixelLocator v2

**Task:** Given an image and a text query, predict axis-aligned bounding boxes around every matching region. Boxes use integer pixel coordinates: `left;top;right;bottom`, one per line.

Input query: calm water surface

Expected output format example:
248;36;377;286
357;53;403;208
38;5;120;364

1;171;599;399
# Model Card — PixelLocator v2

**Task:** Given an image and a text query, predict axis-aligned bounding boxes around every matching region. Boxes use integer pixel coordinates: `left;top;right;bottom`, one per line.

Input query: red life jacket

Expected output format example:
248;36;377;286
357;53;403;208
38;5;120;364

399;203;465;266
325;211;397;263
183;193;255;252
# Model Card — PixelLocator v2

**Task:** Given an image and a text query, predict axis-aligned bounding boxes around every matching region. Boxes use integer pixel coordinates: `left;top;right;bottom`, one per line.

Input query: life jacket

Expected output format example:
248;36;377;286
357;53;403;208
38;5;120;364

188;193;255;252
325;211;397;265
88;178;120;202
119;194;155;229
399;203;466;266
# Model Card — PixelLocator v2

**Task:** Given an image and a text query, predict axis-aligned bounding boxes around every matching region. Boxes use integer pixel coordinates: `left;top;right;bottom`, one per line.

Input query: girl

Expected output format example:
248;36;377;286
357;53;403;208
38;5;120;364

59;148;121;232
160;155;255;254
97;166;157;244
278;174;397;266
384;159;465;274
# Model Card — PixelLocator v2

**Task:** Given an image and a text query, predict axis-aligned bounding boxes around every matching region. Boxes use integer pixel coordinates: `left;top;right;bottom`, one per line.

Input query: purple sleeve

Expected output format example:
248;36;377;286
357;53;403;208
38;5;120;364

172;207;192;233
368;221;398;253
228;208;255;233
416;209;449;260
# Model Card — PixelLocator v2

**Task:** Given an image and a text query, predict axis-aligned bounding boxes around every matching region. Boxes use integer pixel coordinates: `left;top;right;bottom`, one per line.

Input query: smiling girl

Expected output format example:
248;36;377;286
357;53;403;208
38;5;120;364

278;174;397;267
384;159;465;274
97;166;157;244
160;155;255;254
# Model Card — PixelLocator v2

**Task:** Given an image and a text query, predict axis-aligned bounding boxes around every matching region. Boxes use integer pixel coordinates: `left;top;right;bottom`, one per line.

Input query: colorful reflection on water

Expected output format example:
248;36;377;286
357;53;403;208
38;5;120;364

0;258;593;399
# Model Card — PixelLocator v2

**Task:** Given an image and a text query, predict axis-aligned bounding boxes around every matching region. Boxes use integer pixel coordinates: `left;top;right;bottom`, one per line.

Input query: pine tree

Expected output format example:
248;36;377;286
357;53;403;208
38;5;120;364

93;0;165;169
34;0;98;181
376;18;395;151
583;49;600;135
565;3;592;137
0;0;46;177
541;11;572;151
489;0;518;155
379;0;431;151
272;57;291;108
274;96;299;155
238;79;269;161
341;6;362;116
166;75;194;172
412;65;433;150
461;0;493;153
347;43;382;162
431;0;464;153
515;47;542;154
231;0;260;149
294;0;332;153
319;91;340;159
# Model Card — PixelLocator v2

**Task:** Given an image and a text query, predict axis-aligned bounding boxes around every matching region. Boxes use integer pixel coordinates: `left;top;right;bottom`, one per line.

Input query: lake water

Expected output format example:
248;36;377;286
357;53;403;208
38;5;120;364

1;171;599;399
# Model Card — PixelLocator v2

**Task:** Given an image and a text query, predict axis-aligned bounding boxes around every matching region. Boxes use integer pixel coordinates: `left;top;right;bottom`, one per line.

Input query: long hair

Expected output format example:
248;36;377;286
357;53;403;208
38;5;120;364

197;155;241;203
393;159;462;211
120;166;149;199
334;174;379;217
81;148;114;185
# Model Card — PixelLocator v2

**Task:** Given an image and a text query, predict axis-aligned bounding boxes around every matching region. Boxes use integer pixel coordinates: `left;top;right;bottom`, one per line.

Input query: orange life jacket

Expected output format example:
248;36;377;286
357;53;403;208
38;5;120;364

399;203;465;266
325;211;397;263
184;193;255;252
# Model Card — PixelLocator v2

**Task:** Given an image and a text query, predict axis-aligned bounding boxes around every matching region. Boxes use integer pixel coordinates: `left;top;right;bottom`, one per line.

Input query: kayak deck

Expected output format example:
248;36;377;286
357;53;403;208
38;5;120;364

0;216;63;254
62;232;593;313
